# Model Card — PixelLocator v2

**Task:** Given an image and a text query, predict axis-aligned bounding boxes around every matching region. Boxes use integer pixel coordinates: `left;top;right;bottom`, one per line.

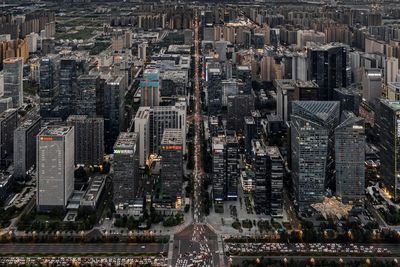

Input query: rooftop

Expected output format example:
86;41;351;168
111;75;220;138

16;116;40;130
161;128;183;145
292;101;340;122
39;126;73;137
295;80;319;88
274;79;296;90
380;99;400;111
0;108;17;120
114;132;138;149
82;176;106;203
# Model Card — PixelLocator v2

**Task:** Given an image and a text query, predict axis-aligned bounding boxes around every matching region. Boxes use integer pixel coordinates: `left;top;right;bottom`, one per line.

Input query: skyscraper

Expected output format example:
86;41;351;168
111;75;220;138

138;42;148;60
207;66;223;116
66;115;104;166
290;101;340;210
0;108;18;169
103;75;126;153
113;132;139;210
133;106;151;166
212;136;225;212
307;44;349;100
226;131;239;201
266;146;284;217
275;79;296;122
3;58;23;108
37;126;75;211
75;75;99;116
13;115;41;179
160;129;183;208
227;94;255;132
362;68;382;106
140;69;160;108
252;139;267;214
335;112;365;205
149;102;186;155
376;99;400;201
39;55;59;118
59;58;77;119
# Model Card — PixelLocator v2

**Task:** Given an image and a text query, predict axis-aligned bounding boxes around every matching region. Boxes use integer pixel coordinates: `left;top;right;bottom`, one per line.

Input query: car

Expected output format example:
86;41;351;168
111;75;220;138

141;245;146;249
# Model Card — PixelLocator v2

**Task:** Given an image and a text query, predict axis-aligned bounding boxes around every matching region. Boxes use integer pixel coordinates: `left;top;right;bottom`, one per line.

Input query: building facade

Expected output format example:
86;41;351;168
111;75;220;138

13;115;41;179
37;127;75;211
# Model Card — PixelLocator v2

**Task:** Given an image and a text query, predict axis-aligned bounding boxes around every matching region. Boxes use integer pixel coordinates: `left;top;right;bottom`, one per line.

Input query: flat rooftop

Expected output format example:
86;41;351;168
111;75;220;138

114;132;138;149
161;128;183;145
39;126;73;137
0;108;16;120
16;116;40;130
83;176;106;202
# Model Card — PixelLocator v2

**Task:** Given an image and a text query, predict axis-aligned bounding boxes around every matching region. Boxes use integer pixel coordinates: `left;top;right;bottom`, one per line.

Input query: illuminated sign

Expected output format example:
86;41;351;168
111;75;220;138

161;145;182;151
114;149;133;154
39;137;54;141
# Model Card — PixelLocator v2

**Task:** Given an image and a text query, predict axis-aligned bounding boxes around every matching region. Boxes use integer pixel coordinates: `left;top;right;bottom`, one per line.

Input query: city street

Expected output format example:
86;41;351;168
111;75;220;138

0;243;167;255
171;8;224;267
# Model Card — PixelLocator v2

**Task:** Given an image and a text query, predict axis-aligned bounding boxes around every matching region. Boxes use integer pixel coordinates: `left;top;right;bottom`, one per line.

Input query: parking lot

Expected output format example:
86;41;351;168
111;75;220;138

0;256;167;266
225;242;392;256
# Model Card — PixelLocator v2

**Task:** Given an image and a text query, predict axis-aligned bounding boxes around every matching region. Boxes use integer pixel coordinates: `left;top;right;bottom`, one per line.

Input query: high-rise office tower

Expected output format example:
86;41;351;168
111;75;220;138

335;111;365;205
212;136;225;212
59;58;77;119
244;116;257;160
37;126;75;211
376;99;400;201
138;42;148;61
39;55;59;118
275;79;296;122
266;146;284;217
113;132;139;209
251;139;267;214
290;101;340;210
292;53;307;81
294;80;320;101
362;68;382;106
149;102;186;155
133;106;151;166
307;44;349;100
3;58;23;108
225;131;239;201
66;115;104;166
221;79;238;107
160;129;183;208
75;75;99;116
0;108;18;168
103;75;126;153
13;115;41;179
385;57;399;85
207;66;223;116
140;69;160;108
227;94;255;132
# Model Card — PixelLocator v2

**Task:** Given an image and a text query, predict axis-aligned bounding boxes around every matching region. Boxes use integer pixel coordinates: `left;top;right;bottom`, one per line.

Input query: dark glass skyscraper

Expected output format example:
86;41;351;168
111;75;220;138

39;56;59;118
307;44;349;100
290;101;340;210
